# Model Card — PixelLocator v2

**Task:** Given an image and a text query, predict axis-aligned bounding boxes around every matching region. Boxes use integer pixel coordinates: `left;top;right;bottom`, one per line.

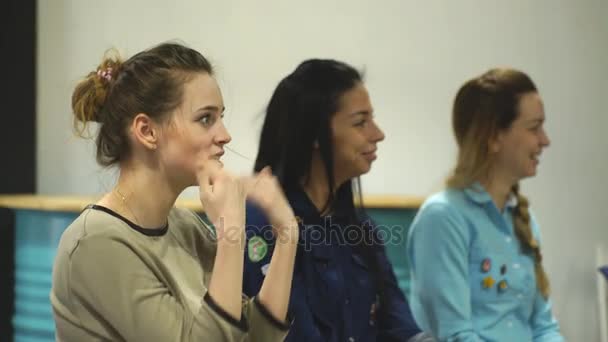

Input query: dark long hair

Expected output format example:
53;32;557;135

254;58;387;306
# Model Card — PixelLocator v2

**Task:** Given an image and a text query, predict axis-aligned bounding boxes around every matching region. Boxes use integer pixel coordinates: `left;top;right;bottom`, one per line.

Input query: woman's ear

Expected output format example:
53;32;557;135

131;113;158;150
489;132;504;154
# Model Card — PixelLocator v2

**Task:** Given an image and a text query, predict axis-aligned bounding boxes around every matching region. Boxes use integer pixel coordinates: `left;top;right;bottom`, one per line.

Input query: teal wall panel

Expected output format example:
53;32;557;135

367;208;417;299
13;210;77;342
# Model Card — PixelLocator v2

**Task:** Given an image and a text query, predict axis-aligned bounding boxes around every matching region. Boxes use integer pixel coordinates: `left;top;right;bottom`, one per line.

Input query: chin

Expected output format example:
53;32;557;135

357;165;372;176
209;157;224;167
520;169;537;180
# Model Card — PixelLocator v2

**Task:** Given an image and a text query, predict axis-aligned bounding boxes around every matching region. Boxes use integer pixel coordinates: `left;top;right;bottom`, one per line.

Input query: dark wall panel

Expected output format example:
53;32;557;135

0;0;36;339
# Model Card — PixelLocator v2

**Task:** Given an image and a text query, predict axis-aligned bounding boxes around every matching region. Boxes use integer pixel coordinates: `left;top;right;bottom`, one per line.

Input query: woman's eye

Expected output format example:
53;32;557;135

199;114;213;126
354;120;367;127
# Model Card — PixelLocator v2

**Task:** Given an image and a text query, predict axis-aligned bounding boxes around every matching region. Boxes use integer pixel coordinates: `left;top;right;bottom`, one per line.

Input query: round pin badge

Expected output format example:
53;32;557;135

481;258;492;273
500;264;507;275
498;279;509;292
247;236;268;262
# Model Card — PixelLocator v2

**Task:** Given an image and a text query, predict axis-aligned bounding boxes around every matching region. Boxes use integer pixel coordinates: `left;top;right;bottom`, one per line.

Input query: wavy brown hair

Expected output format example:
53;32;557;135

72;42;213;166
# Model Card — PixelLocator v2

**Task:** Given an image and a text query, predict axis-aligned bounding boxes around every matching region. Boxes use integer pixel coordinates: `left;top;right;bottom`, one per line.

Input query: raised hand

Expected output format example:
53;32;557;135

243;167;299;243
197;160;247;243
246;167;299;325
197;160;247;320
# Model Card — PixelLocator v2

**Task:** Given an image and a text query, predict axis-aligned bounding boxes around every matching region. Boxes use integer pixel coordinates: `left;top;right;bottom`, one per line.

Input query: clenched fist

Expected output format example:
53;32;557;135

197;160;246;243
244;167;299;243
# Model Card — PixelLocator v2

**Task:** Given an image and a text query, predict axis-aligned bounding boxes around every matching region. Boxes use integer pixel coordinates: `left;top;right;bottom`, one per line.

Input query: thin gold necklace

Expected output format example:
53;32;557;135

114;187;142;227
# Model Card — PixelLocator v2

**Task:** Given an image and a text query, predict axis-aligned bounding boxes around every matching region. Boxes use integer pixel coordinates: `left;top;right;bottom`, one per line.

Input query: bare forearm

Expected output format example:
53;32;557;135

258;220;298;322
207;223;245;320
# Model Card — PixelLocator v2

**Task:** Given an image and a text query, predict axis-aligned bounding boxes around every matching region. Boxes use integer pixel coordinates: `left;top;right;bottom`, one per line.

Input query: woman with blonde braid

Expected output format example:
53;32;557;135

406;68;564;341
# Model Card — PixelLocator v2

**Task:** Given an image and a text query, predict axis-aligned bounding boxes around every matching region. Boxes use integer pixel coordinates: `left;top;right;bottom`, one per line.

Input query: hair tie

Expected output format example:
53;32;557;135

97;67;113;82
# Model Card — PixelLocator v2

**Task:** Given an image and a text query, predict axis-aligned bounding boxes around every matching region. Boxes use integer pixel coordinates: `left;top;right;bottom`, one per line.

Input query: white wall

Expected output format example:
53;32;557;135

38;0;608;339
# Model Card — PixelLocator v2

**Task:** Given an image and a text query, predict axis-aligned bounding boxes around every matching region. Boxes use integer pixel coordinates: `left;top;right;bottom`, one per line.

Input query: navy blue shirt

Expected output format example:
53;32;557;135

243;188;422;341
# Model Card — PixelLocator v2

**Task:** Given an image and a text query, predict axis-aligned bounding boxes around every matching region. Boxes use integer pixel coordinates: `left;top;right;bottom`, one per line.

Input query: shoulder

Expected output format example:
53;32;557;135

408;189;476;244
414;190;468;226
421;188;472;211
54;208;147;271
59;207;132;248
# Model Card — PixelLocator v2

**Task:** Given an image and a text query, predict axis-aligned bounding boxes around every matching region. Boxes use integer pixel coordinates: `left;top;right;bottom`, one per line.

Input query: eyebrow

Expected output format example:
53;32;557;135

527;117;545;124
195;105;226;113
350;110;372;117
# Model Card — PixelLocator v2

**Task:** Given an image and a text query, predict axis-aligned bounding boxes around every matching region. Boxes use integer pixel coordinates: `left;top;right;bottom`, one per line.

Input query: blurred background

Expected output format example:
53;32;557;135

2;0;607;340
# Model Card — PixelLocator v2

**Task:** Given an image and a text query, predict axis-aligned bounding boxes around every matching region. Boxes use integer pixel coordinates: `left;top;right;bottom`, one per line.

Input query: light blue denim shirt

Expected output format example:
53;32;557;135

407;184;564;342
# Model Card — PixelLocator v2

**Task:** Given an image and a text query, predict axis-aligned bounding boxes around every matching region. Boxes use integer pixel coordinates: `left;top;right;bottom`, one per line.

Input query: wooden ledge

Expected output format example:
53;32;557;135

0;194;424;212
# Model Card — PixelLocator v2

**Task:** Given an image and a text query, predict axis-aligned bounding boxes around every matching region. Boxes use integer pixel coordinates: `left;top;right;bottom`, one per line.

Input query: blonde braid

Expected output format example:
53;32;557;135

511;184;550;298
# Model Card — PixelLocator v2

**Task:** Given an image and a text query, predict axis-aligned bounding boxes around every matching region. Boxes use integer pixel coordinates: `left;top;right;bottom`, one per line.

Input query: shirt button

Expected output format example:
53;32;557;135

513;263;521;269
505;237;512;243
517;294;524;299
345;299;350;305
507;321;514;328
348;338;356;342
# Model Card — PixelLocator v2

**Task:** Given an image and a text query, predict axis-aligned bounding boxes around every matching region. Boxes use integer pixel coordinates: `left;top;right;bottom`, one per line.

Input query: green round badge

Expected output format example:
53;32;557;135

247;236;268;262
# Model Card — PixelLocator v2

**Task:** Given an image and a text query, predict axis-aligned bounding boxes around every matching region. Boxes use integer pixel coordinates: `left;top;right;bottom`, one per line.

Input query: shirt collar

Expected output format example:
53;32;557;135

463;182;518;209
287;186;352;224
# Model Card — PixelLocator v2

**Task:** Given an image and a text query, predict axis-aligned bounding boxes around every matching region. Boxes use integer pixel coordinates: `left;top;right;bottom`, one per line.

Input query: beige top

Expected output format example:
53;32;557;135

50;205;290;341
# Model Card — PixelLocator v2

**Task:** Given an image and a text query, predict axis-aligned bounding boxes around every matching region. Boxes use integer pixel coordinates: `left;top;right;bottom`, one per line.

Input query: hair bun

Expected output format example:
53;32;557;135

72;51;123;134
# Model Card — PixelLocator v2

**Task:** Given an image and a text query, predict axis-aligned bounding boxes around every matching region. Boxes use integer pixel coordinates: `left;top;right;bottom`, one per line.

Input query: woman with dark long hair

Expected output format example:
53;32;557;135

242;59;428;342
